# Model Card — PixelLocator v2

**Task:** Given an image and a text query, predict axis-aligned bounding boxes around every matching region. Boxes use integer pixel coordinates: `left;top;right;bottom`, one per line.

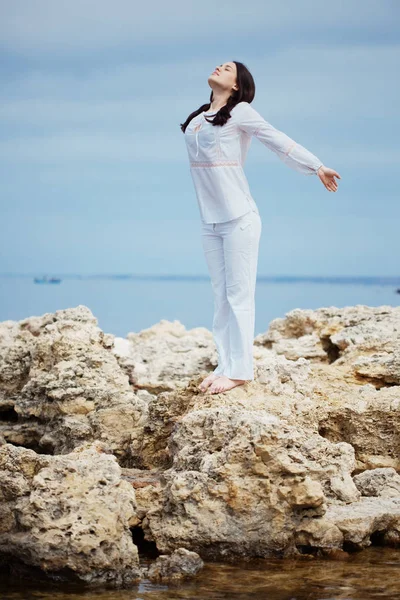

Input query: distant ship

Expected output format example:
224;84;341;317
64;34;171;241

34;275;62;284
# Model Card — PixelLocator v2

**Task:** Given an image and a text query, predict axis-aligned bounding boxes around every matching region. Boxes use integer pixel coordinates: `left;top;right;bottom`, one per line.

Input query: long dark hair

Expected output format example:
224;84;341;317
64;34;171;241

180;61;256;133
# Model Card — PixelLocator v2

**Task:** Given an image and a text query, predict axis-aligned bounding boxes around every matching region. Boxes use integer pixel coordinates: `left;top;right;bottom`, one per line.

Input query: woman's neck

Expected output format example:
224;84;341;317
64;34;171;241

208;102;227;112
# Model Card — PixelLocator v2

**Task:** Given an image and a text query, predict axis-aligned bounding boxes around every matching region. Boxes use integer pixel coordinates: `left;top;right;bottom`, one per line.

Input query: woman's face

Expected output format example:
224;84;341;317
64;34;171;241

208;61;238;93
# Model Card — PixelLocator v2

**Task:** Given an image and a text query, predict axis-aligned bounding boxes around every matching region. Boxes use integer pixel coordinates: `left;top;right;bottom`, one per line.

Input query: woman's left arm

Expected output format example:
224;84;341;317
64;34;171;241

236;102;341;191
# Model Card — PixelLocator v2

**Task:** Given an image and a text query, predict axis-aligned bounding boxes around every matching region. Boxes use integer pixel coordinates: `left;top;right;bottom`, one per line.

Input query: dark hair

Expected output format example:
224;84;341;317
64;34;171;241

180;61;255;133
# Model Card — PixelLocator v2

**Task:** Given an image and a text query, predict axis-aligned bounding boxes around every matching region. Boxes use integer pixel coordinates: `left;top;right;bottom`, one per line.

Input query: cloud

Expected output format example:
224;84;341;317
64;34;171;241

0;0;398;56
0;38;398;171
1;43;398;117
0;128;398;169
0;131;184;163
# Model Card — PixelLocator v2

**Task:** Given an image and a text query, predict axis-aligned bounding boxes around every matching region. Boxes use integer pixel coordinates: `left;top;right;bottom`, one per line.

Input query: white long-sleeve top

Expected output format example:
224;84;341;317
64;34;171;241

184;101;324;224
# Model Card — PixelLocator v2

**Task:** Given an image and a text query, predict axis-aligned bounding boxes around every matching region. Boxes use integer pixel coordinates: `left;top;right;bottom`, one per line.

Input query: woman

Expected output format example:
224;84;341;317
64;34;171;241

180;61;341;395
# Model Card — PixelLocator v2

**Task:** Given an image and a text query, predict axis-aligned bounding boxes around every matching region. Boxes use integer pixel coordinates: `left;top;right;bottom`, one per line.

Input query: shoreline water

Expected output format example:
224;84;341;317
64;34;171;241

1;545;400;599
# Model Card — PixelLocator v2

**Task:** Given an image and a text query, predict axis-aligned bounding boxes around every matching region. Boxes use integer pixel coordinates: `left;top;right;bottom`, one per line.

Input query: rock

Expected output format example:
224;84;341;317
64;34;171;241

255;305;400;380
1;303;400;581
113;319;218;391
325;497;400;549
353;467;400;497
146;547;204;582
0;306;148;465
0;441;140;587
142;407;360;559
294;517;344;552
254;306;400;472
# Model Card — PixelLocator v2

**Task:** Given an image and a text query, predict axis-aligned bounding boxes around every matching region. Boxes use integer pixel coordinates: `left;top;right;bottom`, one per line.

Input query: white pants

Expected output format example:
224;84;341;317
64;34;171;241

200;207;262;380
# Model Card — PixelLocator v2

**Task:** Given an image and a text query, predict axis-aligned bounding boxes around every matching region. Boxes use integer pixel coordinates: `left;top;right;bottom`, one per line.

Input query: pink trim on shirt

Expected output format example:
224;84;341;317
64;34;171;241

190;161;241;168
285;141;297;156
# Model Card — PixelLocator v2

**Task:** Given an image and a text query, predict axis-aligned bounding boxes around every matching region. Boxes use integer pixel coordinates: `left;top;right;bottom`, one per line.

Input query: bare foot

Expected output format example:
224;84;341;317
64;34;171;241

208;375;247;394
199;373;220;392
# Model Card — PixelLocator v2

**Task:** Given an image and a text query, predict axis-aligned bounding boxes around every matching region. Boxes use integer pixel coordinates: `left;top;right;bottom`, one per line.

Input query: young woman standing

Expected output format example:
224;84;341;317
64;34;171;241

181;61;341;395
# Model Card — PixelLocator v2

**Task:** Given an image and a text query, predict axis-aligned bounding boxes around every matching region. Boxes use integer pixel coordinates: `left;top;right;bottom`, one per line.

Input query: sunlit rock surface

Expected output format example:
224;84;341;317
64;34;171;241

0;303;399;586
0;306;148;465
0;441;141;586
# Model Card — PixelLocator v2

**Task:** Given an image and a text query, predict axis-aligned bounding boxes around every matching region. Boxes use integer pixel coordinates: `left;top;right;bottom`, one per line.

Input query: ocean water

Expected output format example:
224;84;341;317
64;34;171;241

2;546;400;599
0;274;399;337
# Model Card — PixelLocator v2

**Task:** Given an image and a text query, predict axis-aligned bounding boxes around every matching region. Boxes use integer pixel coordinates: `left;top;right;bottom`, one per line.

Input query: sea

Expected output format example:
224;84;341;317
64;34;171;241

2;547;400;599
0;274;399;337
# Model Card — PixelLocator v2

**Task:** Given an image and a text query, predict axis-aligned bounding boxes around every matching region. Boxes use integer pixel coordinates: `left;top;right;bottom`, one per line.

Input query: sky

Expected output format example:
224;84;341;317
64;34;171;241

0;0;399;277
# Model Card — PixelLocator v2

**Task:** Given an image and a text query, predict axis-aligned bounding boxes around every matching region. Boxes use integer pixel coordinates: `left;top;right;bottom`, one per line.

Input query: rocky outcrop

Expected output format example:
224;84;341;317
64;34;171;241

0;303;400;587
142;407;359;559
0;306;148;465
256;304;399;384
114;319;217;392
0;441;141;586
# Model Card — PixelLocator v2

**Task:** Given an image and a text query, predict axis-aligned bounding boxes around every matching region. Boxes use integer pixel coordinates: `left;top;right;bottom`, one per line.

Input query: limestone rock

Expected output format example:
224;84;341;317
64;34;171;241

256;305;400;378
0;306;148;465
142;407;360;559
113;319;218;391
0;441;140;587
145;547;204;582
1;303;400;575
325;497;400;549
353;467;400;498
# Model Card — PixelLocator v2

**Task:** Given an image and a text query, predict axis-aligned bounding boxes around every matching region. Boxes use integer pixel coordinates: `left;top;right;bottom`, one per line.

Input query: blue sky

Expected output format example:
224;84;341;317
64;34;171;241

0;0;398;277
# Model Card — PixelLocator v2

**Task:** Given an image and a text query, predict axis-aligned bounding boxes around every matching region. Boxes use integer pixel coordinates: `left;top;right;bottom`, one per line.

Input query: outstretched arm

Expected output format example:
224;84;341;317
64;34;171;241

235;102;341;191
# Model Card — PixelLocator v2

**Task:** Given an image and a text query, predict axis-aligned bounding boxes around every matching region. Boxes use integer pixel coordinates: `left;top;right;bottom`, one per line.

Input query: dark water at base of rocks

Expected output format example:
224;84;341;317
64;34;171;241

1;546;400;600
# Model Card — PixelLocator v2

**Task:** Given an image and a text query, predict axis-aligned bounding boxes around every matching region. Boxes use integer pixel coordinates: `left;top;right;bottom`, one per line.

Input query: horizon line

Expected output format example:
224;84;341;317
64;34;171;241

1;273;400;283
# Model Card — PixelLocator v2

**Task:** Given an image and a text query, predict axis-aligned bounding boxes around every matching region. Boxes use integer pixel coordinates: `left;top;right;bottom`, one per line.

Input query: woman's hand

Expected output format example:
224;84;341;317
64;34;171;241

317;165;341;191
